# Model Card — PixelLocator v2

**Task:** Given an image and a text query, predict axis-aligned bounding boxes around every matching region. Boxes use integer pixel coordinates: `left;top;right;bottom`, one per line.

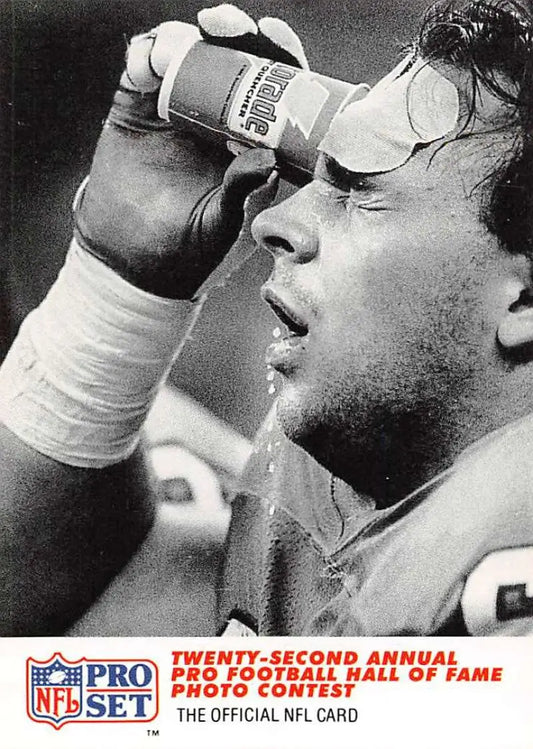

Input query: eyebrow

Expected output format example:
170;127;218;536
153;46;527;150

315;154;378;191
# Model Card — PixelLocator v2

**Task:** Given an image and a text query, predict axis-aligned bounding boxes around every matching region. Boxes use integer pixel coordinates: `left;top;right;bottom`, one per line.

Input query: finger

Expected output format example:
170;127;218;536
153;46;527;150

198;4;258;47
122;31;160;92
219;148;278;222
257;17;309;70
198;5;307;69
190;149;279;299
192;148;278;263
122;22;201;93
243;167;280;221
150;21;201;77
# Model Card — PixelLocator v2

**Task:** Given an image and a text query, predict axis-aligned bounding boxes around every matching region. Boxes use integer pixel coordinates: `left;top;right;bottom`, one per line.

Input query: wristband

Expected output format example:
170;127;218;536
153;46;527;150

0;239;201;467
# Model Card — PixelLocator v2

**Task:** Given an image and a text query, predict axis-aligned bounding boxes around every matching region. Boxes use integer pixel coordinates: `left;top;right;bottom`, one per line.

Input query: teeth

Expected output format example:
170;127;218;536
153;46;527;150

264;289;309;337
272;304;308;337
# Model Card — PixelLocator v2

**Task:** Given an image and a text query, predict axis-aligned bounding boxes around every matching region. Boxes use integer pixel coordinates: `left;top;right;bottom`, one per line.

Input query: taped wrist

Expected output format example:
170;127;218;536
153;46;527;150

0;239;202;467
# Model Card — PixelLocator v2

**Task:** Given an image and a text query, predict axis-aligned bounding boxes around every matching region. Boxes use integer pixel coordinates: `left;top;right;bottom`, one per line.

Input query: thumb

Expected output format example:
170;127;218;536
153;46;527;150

190;148;280;299
191;147;278;253
218;148;279;234
181;148;278;297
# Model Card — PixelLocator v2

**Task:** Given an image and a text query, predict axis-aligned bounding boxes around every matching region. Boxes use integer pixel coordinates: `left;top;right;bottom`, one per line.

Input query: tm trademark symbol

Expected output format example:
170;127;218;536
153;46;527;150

146;729;159;737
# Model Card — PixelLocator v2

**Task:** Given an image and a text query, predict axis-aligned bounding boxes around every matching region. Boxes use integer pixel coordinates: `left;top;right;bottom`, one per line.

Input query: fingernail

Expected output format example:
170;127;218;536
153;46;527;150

267;168;279;186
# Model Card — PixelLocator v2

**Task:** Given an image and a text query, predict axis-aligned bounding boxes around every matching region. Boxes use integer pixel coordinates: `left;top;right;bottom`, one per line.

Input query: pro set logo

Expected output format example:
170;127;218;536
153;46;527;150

26;653;158;729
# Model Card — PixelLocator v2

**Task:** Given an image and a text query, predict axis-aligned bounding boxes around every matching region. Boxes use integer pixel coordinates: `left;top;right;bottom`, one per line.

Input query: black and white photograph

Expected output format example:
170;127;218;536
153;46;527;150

1;0;532;745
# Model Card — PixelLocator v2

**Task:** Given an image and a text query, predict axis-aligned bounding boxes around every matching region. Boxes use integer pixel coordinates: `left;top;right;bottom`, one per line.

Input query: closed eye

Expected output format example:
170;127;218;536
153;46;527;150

315;153;377;194
337;192;390;212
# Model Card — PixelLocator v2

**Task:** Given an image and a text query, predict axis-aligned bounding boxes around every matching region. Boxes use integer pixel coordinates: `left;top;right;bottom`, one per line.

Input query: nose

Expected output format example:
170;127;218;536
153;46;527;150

251;185;319;263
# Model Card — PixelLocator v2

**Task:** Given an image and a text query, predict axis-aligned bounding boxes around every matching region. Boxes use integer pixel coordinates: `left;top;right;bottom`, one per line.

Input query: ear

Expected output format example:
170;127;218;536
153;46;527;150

497;281;533;350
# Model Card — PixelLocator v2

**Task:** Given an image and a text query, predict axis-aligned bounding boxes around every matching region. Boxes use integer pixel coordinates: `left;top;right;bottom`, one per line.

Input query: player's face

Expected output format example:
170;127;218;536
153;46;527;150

252;132;517;501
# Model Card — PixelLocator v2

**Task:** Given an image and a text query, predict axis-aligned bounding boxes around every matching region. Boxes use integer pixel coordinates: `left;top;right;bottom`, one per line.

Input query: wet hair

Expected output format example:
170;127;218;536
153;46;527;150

413;0;533;260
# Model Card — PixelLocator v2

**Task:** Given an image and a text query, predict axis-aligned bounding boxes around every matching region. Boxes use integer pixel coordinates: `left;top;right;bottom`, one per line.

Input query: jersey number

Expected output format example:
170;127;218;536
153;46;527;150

461;547;533;635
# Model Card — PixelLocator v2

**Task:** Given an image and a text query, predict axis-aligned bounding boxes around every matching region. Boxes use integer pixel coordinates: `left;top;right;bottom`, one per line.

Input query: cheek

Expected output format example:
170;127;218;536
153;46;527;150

310;226;411;361
312;221;496;393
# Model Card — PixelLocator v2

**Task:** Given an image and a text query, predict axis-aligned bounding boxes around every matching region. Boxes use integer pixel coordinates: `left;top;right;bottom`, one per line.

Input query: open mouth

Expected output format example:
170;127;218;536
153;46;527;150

262;288;309;338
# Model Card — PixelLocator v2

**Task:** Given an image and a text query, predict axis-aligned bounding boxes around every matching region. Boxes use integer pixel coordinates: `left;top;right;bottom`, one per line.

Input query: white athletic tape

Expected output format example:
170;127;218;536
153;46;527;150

150;21;201;78
258;17;309;69
123;32;161;93
121;22;201;94
198;4;257;38
0;239;200;468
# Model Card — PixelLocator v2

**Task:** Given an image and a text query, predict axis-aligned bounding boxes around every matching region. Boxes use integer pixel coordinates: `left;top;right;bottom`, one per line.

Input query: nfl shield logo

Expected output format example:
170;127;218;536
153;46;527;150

27;653;83;729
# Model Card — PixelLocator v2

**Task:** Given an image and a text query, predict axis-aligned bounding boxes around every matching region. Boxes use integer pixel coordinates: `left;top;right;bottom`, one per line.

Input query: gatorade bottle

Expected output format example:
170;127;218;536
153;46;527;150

158;37;369;185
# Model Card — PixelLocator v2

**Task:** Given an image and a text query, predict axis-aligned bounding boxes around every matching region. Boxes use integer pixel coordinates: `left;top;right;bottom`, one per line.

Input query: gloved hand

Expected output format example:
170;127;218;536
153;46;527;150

74;5;308;299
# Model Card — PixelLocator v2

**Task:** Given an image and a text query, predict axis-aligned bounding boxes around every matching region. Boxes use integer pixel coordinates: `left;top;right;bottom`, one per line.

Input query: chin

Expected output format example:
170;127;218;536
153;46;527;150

274;385;341;470
273;376;383;492
275;396;308;445
275;380;315;434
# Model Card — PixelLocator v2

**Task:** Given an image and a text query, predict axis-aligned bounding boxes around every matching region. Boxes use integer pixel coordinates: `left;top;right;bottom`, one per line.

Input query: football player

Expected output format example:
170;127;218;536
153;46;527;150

1;0;532;636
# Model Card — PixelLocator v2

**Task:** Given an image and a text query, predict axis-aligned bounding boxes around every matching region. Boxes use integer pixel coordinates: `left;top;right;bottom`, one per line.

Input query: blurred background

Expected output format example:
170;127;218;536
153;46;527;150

3;0;430;438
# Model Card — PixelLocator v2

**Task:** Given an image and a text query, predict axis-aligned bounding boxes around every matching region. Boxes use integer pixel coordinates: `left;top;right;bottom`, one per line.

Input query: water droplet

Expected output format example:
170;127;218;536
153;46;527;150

273;327;281;339
267;461;275;473
268;383;276;395
268;503;276;516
